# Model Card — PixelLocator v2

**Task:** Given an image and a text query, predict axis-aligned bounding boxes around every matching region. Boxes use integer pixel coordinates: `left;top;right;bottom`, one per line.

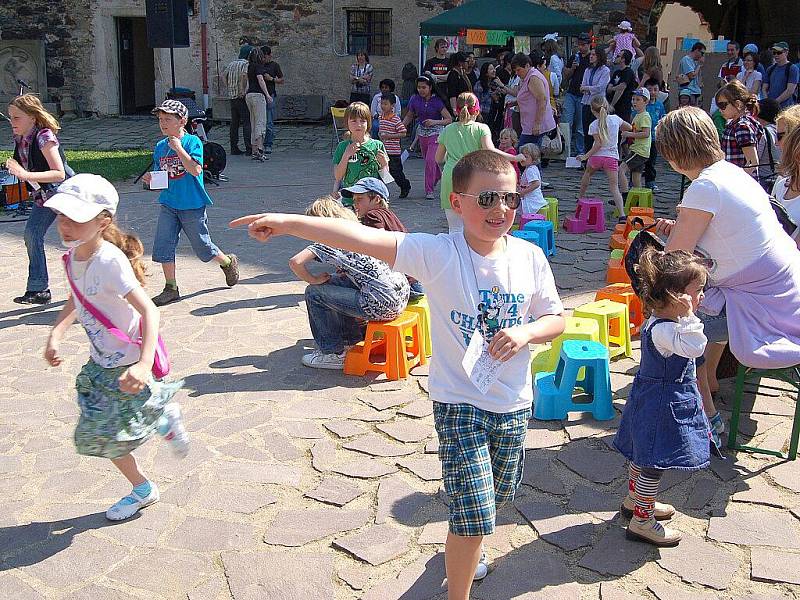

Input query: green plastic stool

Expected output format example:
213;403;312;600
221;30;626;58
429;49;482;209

539;197;559;232
727;364;800;460
614;188;654;217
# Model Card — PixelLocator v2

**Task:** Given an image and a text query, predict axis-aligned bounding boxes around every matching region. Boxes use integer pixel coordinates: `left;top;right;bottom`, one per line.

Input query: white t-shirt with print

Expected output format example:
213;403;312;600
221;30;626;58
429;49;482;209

521;164;546;213
393;232;563;413
588;114;624;160
67;241;142;369
678;160;794;282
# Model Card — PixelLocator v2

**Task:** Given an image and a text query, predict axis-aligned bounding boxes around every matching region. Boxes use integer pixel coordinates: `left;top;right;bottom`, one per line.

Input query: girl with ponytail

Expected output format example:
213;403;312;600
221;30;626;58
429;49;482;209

435;92;525;232
614;247;710;548
577;95;632;222
715;79;765;179
43;174;188;523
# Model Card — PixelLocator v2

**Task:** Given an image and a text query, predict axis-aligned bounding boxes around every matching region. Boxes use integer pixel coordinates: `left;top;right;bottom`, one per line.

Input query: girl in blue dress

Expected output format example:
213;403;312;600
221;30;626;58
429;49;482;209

614;247;711;547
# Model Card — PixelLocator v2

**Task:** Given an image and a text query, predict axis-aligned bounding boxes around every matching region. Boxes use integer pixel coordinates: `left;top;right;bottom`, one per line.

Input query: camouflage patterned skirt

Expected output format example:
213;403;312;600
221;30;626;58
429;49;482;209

74;360;183;460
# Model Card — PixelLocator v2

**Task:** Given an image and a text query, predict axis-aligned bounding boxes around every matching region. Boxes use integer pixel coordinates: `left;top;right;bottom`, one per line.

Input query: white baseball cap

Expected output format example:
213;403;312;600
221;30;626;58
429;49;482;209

44;173;119;223
633;87;651;101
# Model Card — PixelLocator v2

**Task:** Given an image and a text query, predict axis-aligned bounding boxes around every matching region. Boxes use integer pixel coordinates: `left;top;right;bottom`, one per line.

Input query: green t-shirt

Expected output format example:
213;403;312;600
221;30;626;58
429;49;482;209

437;121;491;209
629;110;652;158
333;138;387;188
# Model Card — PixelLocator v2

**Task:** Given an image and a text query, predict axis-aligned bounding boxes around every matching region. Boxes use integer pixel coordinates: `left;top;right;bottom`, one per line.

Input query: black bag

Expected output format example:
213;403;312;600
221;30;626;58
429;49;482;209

203;142;226;178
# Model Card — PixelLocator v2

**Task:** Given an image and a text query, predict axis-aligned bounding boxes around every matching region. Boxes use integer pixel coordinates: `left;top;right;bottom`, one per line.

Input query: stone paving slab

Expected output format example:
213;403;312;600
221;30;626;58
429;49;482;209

0;147;797;599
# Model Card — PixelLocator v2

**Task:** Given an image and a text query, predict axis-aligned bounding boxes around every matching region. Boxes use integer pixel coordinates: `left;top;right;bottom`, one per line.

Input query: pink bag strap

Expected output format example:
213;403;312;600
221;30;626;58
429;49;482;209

61;252;139;347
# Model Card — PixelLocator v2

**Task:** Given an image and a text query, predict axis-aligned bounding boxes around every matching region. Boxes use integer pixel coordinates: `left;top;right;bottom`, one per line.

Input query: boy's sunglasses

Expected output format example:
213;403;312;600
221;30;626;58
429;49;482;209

458;191;522;210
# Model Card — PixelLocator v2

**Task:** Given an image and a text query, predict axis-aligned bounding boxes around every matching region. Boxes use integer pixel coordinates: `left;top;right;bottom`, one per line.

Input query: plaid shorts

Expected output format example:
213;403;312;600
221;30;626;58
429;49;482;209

433;401;530;537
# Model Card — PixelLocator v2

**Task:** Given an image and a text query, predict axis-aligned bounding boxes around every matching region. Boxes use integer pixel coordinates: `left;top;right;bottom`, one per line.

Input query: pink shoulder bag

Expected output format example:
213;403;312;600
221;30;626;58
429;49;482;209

62;252;171;379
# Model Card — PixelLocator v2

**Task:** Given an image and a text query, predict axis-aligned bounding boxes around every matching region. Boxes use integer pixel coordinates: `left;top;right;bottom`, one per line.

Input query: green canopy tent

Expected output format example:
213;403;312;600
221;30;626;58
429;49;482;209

417;0;593;69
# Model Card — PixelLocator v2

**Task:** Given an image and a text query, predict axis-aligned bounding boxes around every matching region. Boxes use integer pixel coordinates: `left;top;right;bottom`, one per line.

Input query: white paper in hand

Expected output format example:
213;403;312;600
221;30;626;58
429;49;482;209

400;149;410;164
461;329;505;394
380;166;395;185
149;171;169;190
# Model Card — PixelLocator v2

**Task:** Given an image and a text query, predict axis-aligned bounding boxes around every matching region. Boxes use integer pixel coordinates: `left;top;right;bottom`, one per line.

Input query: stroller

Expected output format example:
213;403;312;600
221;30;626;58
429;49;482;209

167;88;227;183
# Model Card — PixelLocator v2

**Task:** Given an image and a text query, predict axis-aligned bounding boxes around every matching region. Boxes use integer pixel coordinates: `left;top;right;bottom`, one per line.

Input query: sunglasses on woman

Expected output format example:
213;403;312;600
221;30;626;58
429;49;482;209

716;100;730;110
458;191;522;210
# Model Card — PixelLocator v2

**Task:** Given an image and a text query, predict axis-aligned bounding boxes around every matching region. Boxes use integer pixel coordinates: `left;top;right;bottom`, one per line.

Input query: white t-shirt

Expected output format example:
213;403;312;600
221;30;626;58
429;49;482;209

521;164;546;213
678;160;792;281
772;176;800;239
646;315;707;359
66;241;142;369
588;114;624;159
393;232;563;413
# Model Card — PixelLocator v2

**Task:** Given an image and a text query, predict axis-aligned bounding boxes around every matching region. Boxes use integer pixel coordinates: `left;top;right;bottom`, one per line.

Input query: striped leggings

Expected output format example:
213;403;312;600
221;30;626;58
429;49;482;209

628;463;663;523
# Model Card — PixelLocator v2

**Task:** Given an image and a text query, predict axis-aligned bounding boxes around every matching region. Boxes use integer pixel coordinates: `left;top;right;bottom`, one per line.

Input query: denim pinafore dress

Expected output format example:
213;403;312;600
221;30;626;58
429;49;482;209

613;318;711;471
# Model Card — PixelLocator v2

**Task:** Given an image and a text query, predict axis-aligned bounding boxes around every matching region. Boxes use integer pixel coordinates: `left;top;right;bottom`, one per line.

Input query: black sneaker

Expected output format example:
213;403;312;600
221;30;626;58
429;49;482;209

399;186;411;199
152;286;180;307
231;147;244;155
264;147;273;154
221;254;240;287
245;148;253;156
13;290;51;305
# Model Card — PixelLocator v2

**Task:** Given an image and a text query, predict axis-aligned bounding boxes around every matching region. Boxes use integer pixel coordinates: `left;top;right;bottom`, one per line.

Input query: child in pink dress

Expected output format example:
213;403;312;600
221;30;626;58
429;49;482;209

610;21;640;61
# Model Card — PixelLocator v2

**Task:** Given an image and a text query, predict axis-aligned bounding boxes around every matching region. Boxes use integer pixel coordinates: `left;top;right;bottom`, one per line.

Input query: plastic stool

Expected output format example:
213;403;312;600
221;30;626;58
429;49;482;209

628;206;655;219
532;316;601;374
533;340;615;421
595;283;644;336
540;197;559;232
525;220;556;257
520;213;546;229
573;299;632;359
564;198;605;233
511;229;543;247
344;312;425;380
610;249;624;260
606;257;631;284
625;187;654;212
727;364;800;460
405;297;432;358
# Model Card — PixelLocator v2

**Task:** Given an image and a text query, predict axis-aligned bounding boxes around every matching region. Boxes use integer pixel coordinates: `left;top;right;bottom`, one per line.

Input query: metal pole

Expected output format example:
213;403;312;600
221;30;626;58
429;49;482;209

200;0;209;108
169;0;176;92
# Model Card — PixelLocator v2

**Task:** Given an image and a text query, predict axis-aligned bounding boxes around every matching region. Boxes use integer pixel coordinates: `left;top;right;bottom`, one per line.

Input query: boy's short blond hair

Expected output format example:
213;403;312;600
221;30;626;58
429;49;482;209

777;105;800;137
367;193;389;209
655;107;724;171
452;150;515;193
499;128;519;146
344;102;373;136
518;143;541;164
305;196;358;221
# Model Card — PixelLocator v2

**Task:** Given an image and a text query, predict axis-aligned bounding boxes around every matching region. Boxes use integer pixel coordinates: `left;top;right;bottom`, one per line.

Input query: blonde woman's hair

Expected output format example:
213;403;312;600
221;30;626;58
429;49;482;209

99;211;146;285
779;126;800;188
519;143;541;165
777;105;800;137
590;96;611;145
456;92;479;124
655;107;725;171
499;127;518;146
642;46;662;75
344;102;372;138
305;196;358;221
9;94;61;133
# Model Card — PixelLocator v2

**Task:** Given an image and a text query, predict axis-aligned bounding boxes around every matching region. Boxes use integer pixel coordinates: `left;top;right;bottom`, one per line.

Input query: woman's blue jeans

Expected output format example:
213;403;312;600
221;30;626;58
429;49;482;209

24;204;57;292
305;275;368;354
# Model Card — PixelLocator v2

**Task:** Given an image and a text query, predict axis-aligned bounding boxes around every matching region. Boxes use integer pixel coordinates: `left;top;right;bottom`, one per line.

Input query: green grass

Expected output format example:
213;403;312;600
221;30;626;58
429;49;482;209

0;149;152;182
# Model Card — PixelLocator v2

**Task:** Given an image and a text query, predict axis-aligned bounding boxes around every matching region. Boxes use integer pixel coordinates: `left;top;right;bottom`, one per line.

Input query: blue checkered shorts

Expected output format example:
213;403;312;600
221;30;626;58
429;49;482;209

433;401;530;537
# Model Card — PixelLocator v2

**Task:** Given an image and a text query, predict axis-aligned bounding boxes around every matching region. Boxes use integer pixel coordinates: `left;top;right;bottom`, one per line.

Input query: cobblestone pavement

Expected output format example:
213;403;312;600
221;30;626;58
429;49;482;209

0;144;799;600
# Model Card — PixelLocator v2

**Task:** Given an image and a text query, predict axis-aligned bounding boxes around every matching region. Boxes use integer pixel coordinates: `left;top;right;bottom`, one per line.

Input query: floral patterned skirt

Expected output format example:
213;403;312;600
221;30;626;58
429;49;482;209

74;360;183;459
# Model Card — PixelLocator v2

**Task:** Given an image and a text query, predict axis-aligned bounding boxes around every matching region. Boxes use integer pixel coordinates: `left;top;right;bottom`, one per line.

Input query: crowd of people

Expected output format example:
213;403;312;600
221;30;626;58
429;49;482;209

4;25;800;600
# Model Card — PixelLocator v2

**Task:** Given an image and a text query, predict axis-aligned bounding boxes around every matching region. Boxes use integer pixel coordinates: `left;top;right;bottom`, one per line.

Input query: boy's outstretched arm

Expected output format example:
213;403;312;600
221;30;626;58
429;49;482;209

230;213;398;266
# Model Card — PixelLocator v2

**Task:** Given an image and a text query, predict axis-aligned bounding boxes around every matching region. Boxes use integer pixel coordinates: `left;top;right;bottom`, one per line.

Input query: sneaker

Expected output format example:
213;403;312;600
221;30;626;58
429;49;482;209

221;254;240;287
264;147;273;154
620;497;675;521
473;550;489;581
542;181;552;189
13;290;52;305
399;186;411;199
106;484;160;521
158;402;190;458
301;350;346;370
425;192;436;201
152;286;180;307
245;148;253;156
626;518;682;547
709;412;725;449
230;147;244;155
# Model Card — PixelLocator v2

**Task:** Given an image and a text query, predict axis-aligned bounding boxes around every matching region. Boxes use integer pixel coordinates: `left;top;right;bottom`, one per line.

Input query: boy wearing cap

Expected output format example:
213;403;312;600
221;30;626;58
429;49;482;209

618;88;652;195
144;100;240;306
343;177;424;299
764;42;799;108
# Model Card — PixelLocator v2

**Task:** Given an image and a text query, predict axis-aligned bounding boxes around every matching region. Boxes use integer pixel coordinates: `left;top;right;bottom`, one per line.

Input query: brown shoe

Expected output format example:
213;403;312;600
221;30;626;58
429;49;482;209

152;285;180;307
626;518;682;547
620;497;676;521
221;254;240;287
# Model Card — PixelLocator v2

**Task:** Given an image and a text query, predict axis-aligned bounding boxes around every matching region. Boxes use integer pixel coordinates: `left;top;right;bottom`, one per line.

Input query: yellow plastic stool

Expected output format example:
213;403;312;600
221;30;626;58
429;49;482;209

531;316;601;375
573;299;632;359
614;187;654;218
539;197;559;232
406;296;432;357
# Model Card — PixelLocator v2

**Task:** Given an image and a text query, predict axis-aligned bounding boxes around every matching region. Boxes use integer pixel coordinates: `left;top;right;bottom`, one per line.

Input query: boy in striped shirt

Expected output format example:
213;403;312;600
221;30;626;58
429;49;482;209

378;94;411;198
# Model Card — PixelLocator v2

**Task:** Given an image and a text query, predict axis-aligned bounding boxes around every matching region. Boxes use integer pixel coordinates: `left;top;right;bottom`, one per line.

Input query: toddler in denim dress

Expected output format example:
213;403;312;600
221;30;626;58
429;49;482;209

614;247;712;547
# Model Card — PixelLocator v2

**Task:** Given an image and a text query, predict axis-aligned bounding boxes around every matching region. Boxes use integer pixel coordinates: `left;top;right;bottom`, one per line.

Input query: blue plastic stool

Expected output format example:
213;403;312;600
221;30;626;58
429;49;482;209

533;340;614;421
511;229;543;247
524;221;556;257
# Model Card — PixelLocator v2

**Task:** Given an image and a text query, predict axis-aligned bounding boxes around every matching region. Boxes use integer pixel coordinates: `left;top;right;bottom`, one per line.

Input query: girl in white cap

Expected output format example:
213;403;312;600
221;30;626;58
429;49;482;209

609;21;640;62
42;173;189;521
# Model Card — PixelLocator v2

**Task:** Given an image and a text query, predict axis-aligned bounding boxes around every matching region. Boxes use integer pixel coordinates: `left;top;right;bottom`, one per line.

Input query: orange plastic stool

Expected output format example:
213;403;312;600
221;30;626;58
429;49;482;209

606;257;630;284
610;214;654;249
595;283;644;335
344;312;425;380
